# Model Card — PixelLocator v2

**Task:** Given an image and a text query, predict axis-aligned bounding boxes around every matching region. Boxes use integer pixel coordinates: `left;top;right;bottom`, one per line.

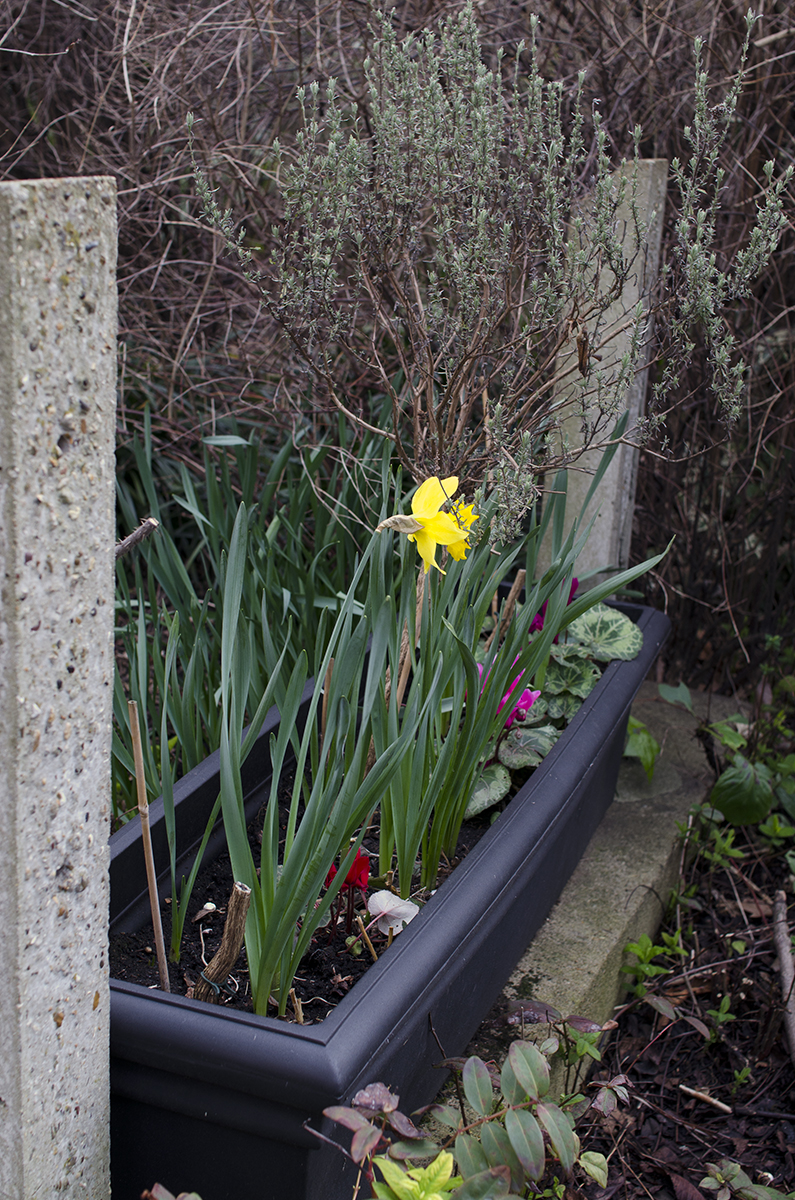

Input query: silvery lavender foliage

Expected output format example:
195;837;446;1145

191;5;790;538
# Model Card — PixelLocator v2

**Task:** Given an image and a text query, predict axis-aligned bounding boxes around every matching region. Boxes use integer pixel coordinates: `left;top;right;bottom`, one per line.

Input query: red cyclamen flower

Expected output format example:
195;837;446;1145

326;850;370;892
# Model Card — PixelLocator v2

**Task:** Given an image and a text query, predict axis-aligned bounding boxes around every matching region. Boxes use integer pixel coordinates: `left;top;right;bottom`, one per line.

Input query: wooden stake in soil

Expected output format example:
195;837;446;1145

194;881;252;1004
128;700;171;993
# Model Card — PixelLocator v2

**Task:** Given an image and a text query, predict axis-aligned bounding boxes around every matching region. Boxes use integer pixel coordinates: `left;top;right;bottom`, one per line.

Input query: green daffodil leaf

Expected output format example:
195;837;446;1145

565;604;643;662
498;725;560;770
544;656;601;699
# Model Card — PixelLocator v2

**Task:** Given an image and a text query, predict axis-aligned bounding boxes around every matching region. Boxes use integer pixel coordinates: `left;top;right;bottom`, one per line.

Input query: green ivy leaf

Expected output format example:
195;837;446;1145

658;681;694;713
565;604;643;662
710;756;774;824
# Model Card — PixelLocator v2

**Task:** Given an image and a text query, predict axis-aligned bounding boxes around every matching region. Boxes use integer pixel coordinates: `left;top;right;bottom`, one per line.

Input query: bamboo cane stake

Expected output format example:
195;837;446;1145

128;699;171;993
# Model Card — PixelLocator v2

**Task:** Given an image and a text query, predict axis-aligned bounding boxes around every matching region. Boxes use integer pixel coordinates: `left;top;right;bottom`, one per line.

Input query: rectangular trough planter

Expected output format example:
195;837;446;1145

110;603;670;1200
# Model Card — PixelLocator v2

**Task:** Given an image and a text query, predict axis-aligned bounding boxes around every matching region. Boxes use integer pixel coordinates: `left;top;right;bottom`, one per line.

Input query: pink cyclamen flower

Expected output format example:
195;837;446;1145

478;661;541;729
529;577;579;636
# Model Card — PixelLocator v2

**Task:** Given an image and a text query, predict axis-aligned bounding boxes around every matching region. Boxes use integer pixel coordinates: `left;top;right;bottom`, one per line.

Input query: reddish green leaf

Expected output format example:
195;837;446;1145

454;1133;489;1179
508;1042;549;1101
323;1106;374;1132
644;994;677;1022
481;1122;523;1193
388;1139;441;1160
505;1108;545;1183
451;1165;511;1199
351;1122;383;1163
463;1057;494;1117
537;1103;577;1174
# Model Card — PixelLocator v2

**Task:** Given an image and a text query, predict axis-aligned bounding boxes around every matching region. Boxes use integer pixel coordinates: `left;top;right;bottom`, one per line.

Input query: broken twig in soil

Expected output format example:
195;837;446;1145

194;881;251;1004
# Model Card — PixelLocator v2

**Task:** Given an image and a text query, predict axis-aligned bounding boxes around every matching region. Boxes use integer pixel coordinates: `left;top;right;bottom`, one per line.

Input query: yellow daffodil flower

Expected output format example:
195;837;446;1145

377;476;478;572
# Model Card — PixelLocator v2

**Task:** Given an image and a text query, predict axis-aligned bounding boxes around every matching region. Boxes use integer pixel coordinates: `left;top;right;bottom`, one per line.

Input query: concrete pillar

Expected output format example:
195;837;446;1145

0;178;116;1197
546;159;667;583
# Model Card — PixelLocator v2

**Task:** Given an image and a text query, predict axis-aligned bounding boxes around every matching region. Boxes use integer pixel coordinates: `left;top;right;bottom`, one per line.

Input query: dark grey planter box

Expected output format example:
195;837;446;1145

110;604;670;1200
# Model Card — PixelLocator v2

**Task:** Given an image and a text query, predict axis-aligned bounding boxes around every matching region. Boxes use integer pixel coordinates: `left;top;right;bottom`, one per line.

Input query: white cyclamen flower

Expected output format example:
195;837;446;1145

367;891;420;936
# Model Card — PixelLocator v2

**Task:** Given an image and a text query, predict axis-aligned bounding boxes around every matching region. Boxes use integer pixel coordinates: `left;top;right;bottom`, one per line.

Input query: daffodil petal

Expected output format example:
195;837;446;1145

411;476;458;519
421;512;467;544
410;527;441;572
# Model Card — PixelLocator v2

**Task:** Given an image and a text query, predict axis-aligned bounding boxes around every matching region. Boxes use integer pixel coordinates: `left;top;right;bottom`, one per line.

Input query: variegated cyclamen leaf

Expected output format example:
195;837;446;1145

464;763;512;819
544;655;601;699
545;693;583;721
566;604;643;662
497;725;559;771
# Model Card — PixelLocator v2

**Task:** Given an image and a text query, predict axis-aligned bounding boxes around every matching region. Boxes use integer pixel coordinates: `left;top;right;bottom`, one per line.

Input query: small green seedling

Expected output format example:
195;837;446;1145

621;933;672;997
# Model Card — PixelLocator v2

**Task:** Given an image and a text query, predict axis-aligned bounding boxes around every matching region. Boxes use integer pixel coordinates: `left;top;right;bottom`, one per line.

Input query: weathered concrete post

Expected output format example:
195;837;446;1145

0;178;116;1197
545;159;668;582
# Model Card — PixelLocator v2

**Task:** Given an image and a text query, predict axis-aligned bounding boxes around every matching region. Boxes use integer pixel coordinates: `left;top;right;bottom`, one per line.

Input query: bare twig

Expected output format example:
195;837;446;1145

772;890;795;1068
678;1084;732;1114
115;516;159;560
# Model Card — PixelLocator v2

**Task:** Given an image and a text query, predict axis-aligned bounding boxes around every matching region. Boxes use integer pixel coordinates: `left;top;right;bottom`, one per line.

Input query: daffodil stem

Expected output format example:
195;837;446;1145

395;570;425;710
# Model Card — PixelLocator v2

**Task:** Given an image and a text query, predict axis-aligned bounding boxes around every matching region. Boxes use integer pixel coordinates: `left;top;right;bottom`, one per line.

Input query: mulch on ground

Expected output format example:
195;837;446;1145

564;819;794;1200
